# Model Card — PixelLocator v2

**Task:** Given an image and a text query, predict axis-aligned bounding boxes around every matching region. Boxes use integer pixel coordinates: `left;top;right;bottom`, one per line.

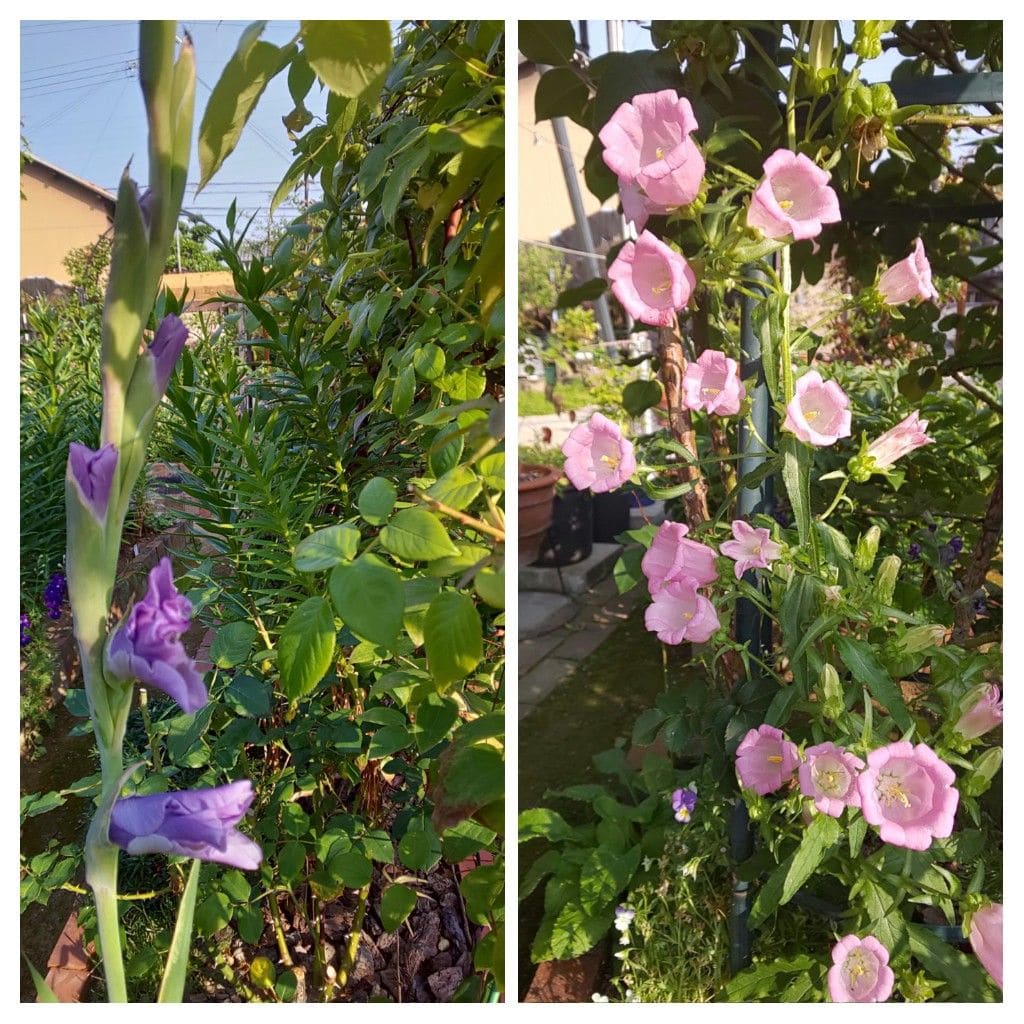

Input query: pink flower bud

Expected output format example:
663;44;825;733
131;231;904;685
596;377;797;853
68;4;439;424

682;349;746;416
828;935;894;1002
865;410;933;469
968;903;1002;990
782;370;852;447
747;149;841;241
955;684;1002;740
877;238;939;304
608;230;696;327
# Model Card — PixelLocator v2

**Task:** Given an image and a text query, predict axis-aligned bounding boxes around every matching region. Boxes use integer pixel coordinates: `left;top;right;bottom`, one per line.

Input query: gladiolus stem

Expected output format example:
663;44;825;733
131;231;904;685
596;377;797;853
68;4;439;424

85;840;128;1002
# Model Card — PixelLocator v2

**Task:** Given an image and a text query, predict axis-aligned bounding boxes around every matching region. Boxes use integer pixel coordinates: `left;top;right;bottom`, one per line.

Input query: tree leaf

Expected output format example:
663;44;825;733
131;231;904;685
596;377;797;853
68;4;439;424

292;523;360;571
622;379;663;417
300;21;392;106
210;621;257;668
197;29;293;190
329;558;404;647
423;591;483;687
381;508;459;561
357;477;397;524
519;20;576;65
277;597;335;700
535;66;589;121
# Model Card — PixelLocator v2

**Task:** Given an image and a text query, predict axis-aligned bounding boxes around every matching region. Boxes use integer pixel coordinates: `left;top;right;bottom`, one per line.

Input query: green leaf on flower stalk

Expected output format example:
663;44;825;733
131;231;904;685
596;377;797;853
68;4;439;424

329;558;404;647
156;860;202;1000
423;591;483;687
357;476;397;524
781;434;813;550
380;884;419;931
197;28;294;190
277;596;336;700
836;634;912;732
723;955;817;1001
300;21;392;106
381;508;460;562
556;276;608;309
749;814;841;928
906;924;996;1002
292;523;359;571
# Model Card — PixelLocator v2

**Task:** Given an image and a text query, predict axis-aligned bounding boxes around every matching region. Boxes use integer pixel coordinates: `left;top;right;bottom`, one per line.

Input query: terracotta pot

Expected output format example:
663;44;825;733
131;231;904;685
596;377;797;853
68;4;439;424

518;464;562;566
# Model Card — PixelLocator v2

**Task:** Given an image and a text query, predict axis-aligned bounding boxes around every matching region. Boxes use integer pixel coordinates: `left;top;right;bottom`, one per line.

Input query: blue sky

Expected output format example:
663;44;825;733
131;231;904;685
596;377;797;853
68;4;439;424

20;20;327;235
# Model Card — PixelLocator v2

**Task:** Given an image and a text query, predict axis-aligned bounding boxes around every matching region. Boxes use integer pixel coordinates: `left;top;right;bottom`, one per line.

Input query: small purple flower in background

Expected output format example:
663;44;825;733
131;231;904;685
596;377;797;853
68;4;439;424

857;741;959;851
671;786;697;823
973;595;987;616
20;613;32;648
735;724;800;795
827;935;895;1002
106;557;207;713
43;571;68;620
798;742;864;818
108;779;262;869
68;442;119;521
561;413;637;494
968;903;1003;990
950;535;963;555
955;684;1002;741
907;542;921;561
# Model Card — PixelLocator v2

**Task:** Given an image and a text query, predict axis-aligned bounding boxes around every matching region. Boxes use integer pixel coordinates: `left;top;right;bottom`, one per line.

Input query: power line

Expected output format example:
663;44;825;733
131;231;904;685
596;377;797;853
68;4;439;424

22;68;136;100
21;48;135;79
21;21;130;36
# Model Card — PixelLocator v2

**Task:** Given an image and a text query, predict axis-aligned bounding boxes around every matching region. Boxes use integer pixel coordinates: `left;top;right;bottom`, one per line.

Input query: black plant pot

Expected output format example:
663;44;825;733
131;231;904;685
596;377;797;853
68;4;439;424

533;488;594;567
592;490;631;544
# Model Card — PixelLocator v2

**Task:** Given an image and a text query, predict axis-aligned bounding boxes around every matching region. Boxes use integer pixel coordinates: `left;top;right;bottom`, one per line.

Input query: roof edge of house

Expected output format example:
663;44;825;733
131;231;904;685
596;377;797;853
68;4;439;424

22;153;116;208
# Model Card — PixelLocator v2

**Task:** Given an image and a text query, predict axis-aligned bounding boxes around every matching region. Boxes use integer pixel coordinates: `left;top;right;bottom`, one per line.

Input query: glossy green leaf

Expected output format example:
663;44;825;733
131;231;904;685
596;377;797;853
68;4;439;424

381;508;459;561
292;523;359;571
357;477;397;524
210;621;257;668
380;884;418;931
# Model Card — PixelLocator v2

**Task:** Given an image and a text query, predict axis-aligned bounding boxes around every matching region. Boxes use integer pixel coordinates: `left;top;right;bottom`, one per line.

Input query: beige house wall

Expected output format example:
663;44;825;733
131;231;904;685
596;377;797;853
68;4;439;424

20;162;114;282
518;63;610;246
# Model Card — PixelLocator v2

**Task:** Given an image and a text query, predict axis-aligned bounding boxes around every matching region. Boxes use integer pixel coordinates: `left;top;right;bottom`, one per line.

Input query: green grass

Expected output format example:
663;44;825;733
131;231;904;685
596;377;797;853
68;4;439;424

519;379;594;416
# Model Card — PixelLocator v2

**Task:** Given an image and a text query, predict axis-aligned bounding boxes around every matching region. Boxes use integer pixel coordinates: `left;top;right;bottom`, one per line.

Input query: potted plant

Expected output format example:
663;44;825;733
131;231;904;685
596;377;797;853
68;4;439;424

519;460;562;566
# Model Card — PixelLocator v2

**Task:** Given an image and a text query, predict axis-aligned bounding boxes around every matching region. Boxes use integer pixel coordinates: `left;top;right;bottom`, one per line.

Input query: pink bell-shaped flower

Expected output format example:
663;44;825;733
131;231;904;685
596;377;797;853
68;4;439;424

682;349;746;416
857;741;959;851
608;230;697;327
968;902;1003;990
617;176;672;232
827;935;895;1002
641;520;718;595
643;577;719;645
600;89;705;209
782;370;852;447
560;413;636;493
955;683;1002;740
798;742;865;818
747;149;841;241
877;238;939;304
735;724;800;795
865;411;933;468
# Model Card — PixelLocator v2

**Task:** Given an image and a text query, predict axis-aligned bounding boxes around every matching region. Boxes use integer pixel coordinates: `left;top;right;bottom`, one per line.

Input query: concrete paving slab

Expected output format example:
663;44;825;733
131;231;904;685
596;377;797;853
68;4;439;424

520;657;577;705
551;625;609;663
520;591;575;639
519;631;566;676
520;543;623;597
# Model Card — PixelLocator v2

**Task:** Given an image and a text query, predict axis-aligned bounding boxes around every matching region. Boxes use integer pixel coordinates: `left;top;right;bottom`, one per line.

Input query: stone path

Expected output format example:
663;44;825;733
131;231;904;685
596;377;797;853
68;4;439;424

519;567;644;721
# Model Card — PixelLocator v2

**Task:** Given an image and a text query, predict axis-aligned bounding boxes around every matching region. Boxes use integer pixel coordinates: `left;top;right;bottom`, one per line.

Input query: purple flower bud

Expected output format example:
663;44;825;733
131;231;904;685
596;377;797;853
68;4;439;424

43;572;68;620
106;557;207;713
20;613;32;648
671;786;698;823
950;536;963;554
138;187;156;232
974;597;987;616
907;543;921;561
149;315;188;396
68;442;118;521
109;780;262;869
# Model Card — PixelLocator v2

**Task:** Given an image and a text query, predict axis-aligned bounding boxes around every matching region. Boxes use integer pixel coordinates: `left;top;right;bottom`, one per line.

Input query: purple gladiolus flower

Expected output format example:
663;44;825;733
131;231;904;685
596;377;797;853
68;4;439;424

149;315;189;396
106;557;207;713
68;442;118;521
20;613;32;648
671;787;697;823
109;780;262;869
